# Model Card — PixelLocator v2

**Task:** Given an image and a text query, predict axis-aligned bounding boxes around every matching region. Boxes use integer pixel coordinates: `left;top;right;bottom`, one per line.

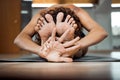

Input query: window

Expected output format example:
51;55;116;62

111;12;120;36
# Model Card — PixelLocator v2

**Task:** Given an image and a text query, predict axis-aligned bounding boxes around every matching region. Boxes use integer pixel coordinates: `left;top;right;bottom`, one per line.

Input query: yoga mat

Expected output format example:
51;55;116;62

0;54;120;62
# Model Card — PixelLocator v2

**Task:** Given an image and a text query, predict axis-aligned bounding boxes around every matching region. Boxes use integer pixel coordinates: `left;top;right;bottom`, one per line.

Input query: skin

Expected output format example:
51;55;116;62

35;12;80;62
40;28;79;62
61;4;108;47
14;4;108;62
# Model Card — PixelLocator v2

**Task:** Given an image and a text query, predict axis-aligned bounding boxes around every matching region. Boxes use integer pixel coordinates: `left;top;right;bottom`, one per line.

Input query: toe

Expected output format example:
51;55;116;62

65;15;71;22
38;19;44;26
45;14;54;23
68;17;74;24
56;12;64;24
35;24;41;32
71;21;75;26
73;24;78;30
40;17;47;25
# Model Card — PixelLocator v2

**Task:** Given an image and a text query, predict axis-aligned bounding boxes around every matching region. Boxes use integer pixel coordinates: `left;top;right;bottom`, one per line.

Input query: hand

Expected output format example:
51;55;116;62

39;27;81;62
61;37;81;57
40;28;74;62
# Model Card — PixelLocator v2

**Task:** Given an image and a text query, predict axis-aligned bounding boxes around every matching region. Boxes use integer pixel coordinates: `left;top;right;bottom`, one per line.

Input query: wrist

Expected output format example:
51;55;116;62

36;46;46;58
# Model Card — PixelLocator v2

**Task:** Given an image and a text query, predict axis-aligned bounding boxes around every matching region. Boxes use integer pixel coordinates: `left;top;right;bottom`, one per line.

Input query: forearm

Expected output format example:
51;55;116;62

63;30;108;58
72;6;108;48
75;28;108;49
14;33;42;56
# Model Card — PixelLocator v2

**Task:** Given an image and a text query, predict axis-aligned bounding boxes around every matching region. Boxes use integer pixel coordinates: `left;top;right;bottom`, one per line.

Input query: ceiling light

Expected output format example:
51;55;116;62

32;3;94;8
111;51;120;59
73;3;94;7
112;4;120;7
32;3;56;7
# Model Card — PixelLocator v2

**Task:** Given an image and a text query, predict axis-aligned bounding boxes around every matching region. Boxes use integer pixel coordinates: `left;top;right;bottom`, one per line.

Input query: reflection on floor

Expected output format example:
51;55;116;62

111;51;120;59
0;50;120;80
0;62;120;80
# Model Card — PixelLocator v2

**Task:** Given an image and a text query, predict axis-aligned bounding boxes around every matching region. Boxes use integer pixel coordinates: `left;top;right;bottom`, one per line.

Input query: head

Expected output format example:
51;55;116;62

35;6;85;45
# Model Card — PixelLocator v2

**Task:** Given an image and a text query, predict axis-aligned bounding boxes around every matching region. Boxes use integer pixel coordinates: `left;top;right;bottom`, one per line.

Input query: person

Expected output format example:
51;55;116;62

14;4;108;62
34;6;88;60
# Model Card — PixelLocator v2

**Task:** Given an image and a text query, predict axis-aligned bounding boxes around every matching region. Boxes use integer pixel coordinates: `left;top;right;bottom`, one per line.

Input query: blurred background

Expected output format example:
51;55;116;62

0;0;120;55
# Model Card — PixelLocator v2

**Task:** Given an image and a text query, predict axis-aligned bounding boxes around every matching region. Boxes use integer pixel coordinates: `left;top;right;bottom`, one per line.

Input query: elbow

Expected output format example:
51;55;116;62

101;30;108;39
14;35;21;46
105;32;108;38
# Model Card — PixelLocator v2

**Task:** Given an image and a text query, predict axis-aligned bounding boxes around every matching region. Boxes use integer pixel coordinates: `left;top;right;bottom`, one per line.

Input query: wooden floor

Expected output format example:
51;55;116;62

0;62;120;80
0;51;120;80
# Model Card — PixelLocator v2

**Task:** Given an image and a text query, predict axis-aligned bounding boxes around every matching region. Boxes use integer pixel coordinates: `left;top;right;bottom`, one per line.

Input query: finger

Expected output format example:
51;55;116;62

63;37;80;47
59;57;73;62
58;29;70;43
55;37;59;41
46;37;52;43
65;45;80;53
51;28;57;41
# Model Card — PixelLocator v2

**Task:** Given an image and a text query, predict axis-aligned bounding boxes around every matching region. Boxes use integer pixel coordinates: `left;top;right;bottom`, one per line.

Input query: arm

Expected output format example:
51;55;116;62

74;7;108;48
14;10;45;57
64;4;108;49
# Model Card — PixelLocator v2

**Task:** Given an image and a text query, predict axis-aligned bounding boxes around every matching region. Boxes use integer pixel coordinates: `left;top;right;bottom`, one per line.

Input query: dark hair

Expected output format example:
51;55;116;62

34;7;85;45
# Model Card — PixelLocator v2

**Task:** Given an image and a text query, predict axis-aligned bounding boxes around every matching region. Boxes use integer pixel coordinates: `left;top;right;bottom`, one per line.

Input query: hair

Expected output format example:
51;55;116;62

34;7;85;45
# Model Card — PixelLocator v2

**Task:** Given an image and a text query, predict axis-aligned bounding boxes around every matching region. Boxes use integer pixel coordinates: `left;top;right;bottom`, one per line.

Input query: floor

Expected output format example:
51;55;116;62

0;62;120;80
0;51;120;80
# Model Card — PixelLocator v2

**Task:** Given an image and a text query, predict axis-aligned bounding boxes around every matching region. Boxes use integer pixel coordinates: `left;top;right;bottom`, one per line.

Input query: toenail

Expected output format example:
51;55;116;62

67;15;71;17
45;14;50;17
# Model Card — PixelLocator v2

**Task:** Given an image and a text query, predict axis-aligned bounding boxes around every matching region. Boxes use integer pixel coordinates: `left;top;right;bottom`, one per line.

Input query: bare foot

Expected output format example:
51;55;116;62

56;12;78;41
35;14;55;44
